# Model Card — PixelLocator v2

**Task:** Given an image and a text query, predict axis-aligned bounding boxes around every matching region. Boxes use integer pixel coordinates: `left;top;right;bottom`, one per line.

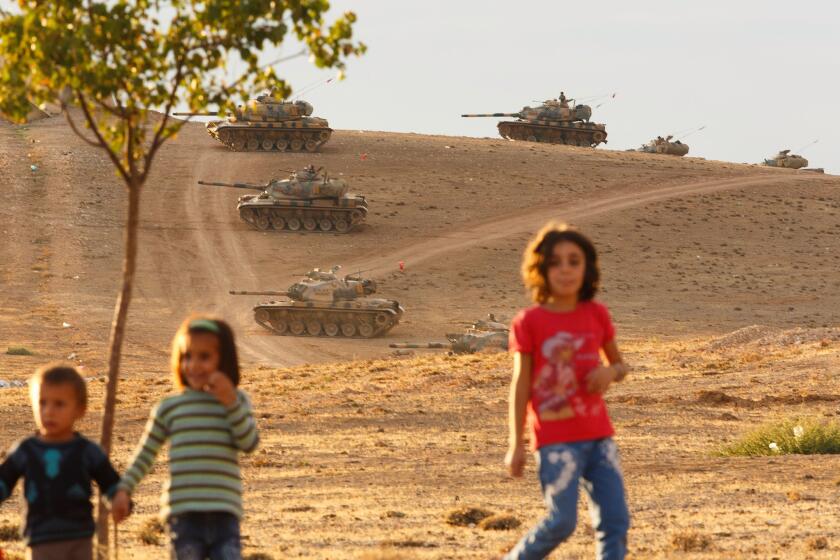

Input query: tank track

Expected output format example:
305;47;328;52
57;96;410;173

497;122;607;147
239;205;367;233
253;306;401;338
213;126;332;152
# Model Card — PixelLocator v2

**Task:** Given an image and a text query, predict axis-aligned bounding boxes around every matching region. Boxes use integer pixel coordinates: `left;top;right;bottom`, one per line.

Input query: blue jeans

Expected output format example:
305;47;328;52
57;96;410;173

168;512;241;560
505;438;630;560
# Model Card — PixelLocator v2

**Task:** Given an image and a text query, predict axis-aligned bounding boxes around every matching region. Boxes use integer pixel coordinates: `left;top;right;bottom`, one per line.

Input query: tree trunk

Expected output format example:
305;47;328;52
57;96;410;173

95;180;142;559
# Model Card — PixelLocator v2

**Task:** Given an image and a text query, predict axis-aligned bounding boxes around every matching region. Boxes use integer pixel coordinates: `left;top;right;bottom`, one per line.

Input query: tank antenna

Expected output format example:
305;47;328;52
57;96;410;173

593;93;617;108
290;74;338;101
793;139;819;153
675;125;706;141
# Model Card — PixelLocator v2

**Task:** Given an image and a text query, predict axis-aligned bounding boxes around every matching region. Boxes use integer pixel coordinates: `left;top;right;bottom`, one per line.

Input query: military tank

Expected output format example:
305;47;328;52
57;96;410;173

198;166;367;233
173;89;331;152
389;313;509;354
230;266;404;338
637;135;689;156
763;149;808;169
462;93;608;147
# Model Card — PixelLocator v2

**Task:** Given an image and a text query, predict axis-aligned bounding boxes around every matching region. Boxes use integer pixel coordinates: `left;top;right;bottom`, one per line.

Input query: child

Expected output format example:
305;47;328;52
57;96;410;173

504;223;630;560
0;364;121;560
111;316;259;559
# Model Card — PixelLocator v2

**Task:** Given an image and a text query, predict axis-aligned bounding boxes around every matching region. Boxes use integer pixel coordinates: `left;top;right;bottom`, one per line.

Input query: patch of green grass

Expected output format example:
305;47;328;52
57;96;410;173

719;417;840;456
5;346;33;356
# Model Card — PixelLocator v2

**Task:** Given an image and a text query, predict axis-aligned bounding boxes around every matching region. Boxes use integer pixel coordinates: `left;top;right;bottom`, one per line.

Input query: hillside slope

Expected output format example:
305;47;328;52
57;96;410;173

2;116;838;372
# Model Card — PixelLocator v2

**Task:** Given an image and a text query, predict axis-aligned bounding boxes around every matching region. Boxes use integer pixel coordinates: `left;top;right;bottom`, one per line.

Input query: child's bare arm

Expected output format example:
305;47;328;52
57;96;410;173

505;352;532;477
111;489;132;523
602;340;628;381
587;341;629;394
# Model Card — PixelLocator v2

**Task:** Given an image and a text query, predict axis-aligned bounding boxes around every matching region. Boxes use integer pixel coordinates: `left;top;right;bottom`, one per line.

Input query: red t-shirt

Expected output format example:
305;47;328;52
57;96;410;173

509;301;616;449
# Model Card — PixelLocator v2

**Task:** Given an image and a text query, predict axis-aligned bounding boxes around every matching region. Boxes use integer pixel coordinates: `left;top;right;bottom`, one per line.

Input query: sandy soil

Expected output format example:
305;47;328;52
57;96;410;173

1;114;840;559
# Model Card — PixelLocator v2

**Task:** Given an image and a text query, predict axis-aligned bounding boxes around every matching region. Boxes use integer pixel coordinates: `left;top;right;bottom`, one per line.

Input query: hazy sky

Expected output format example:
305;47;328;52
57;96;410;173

3;1;836;172
268;0;839;173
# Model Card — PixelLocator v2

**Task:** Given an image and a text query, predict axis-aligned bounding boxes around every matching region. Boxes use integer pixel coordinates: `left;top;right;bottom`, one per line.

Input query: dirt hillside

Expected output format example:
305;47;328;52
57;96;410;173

1;115;839;559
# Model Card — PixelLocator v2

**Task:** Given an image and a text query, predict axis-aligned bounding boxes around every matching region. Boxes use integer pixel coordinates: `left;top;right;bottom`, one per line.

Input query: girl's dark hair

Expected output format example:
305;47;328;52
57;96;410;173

521;222;600;303
170;315;240;389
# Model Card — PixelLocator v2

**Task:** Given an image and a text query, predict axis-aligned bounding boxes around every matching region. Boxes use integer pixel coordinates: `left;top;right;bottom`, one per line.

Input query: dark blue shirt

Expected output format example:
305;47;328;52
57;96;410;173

0;433;120;545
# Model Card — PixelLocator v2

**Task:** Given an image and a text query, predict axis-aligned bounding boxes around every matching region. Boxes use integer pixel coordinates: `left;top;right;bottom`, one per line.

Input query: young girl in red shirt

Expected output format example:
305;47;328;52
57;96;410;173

504;223;630;560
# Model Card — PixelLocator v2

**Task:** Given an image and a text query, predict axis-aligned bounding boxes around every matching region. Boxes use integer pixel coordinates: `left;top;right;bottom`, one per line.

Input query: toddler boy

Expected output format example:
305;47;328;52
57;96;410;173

0;364;120;560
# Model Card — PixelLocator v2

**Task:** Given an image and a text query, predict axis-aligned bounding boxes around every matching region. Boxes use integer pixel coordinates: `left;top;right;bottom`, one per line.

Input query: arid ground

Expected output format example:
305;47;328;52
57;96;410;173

1;114;839;559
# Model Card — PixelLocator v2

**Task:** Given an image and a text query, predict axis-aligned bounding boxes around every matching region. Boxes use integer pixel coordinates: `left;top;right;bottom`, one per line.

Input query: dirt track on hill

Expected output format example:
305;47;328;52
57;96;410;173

2;115;840;372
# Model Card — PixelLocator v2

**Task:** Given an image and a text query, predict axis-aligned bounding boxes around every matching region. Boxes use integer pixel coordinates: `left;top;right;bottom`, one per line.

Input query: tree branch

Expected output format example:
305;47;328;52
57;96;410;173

142;57;186;182
75;90;131;184
92;96;126;119
126;113;137;180
61;104;103;149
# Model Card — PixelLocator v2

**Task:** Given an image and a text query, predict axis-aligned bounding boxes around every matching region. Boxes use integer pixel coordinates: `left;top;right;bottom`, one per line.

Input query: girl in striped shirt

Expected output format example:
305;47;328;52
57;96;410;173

112;316;259;559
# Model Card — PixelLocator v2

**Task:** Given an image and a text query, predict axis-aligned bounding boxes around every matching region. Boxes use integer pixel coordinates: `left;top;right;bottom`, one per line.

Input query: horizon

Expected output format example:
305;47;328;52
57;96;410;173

253;0;838;173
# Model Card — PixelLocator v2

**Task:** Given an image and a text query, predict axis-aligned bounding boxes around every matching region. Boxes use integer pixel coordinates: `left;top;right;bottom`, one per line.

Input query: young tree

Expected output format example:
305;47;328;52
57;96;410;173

0;0;364;554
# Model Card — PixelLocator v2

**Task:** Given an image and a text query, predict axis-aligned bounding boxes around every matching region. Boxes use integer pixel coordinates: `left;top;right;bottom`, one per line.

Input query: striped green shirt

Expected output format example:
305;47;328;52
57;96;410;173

118;389;259;519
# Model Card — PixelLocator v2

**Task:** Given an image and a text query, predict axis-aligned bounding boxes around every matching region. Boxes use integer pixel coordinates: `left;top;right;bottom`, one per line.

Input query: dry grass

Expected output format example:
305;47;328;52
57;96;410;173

445;507;494;527
137;516;165;545
479;513;521;531
807;537;829;550
671;531;712;552
358;550;412;560
3;329;840;558
0;521;20;541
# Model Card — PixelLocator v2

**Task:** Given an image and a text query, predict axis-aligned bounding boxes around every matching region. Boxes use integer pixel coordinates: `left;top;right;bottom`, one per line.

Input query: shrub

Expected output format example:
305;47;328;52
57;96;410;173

719;417;840;456
444;506;494;527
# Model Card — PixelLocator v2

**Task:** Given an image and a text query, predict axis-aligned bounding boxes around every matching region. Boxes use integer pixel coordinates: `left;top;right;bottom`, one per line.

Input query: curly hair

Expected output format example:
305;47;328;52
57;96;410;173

170;315;240;390
521;222;600;303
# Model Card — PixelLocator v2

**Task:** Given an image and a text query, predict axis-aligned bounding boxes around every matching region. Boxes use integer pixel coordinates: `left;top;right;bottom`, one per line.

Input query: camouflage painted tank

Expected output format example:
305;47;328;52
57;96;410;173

174;90;331;152
198;166;367;233
389;313;509;354
462;93;608;147
637;135;689;156
230;266;404;338
763;149;808;169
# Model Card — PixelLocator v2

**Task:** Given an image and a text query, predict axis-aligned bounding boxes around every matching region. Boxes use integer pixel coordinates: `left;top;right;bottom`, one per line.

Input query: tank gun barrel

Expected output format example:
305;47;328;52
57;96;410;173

198;180;267;191
229;290;288;296
173;111;221;117
389;342;449;349
461;112;522;118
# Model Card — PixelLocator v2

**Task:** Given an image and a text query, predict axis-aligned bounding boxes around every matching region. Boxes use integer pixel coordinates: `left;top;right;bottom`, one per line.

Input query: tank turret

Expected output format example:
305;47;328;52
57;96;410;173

462;94;607;147
763;149;808;169
636;135;689;156
198;166;367;233
389;314;509;354
173;90;331;152
463;104;592;124
230;267;403;338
